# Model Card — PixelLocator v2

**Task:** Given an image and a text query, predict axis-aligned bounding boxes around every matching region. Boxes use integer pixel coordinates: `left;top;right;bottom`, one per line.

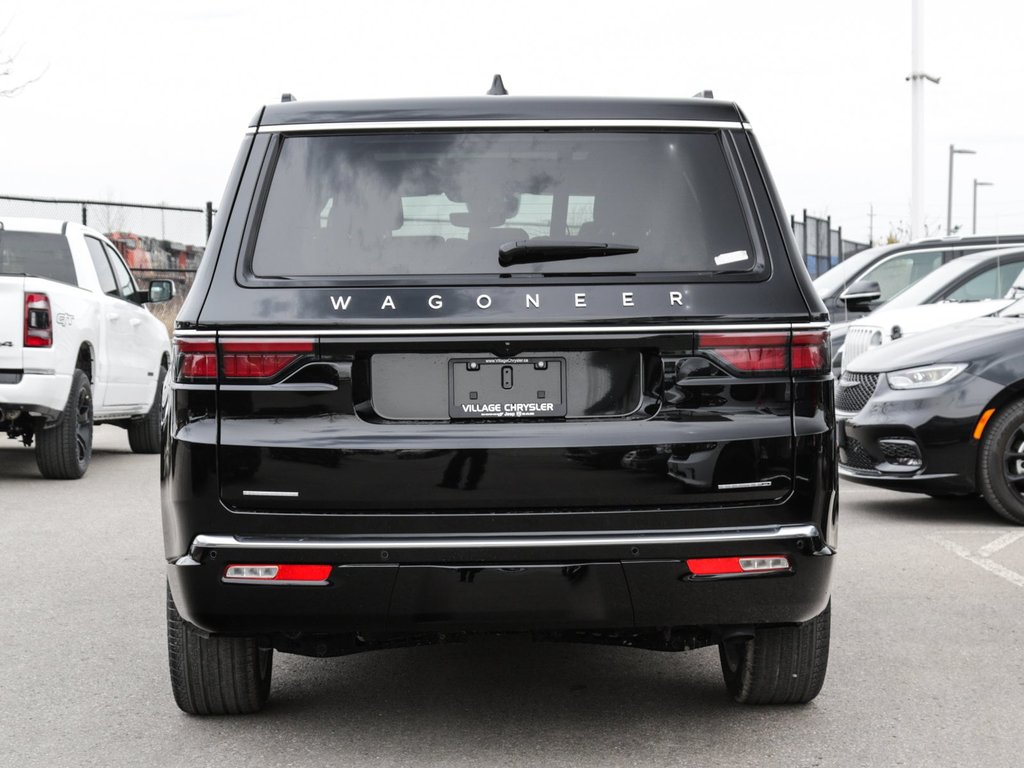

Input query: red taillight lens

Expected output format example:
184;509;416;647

221;340;315;379
791;331;829;374
697;330;829;375
24;292;52;348
698;332;789;373
172;338;315;382
174;340;217;381
223;564;332;583
686;555;790;576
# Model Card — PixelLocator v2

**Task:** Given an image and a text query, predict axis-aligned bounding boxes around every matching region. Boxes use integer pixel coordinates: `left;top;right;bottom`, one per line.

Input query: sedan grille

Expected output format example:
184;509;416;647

835;372;879;414
842;326;882;372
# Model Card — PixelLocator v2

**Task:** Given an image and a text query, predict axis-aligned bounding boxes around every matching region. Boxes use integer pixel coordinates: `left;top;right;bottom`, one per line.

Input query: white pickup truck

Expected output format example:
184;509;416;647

0;217;174;478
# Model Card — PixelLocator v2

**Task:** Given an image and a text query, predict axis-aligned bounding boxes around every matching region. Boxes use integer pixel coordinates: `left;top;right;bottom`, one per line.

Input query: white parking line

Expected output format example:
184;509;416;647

977;531;1024;558
929;534;1024;589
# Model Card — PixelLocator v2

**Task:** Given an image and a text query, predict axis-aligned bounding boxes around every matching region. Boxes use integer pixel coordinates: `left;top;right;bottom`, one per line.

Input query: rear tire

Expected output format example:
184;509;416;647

167;585;273;715
978;399;1024;524
719;601;830;704
128;365;166;454
35;369;93;479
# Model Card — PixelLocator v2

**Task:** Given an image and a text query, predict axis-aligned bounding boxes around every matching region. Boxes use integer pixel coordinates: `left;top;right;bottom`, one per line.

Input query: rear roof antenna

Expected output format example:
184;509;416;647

487;74;508;95
692;89;714;99
281;93;297;103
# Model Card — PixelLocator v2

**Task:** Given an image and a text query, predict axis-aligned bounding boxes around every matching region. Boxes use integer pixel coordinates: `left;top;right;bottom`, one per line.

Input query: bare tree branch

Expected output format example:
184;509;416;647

1;19;45;98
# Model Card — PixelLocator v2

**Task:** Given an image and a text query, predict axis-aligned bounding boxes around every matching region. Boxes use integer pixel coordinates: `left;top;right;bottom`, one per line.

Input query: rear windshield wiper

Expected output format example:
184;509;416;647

498;239;639;268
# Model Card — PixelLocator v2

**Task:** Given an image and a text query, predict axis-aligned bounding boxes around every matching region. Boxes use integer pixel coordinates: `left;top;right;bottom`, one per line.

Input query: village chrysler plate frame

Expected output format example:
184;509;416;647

448;356;567;419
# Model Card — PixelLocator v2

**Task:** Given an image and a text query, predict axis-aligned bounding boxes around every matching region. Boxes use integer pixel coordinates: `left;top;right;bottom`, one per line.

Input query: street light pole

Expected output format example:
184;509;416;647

973;179;994;234
946;145;976;235
909;0;940;240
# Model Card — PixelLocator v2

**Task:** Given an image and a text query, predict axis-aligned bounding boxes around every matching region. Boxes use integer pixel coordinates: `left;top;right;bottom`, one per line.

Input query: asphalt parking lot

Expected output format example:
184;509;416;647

2;426;1024;768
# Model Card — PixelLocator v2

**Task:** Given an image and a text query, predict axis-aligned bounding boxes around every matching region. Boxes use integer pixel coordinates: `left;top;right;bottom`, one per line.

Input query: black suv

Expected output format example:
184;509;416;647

163;93;836;714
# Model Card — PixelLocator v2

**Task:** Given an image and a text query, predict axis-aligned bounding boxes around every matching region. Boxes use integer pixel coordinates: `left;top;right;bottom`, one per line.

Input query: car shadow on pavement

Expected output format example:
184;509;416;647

176;639;827;758
849;491;1005;528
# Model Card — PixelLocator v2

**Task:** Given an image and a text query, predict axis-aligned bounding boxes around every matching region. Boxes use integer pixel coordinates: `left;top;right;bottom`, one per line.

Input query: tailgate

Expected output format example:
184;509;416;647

209;328;828;514
0;278;24;371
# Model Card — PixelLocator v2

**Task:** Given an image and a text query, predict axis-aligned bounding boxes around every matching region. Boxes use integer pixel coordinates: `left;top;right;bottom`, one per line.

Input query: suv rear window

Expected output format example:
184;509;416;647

0;231;78;286
250;131;759;278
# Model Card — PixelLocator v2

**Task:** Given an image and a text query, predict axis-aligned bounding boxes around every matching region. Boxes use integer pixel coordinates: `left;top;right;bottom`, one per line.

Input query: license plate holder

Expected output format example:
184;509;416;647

449;357;566;419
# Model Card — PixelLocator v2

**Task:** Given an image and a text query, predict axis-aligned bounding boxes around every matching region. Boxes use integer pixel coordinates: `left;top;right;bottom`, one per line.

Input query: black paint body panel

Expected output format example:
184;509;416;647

839;317;1024;494
163;97;836;647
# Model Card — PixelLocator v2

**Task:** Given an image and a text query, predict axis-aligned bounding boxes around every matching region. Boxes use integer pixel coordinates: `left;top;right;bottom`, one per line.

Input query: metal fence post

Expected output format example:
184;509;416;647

801;209;808;262
81;204;87;226
205;201;213;241
825;215;832;276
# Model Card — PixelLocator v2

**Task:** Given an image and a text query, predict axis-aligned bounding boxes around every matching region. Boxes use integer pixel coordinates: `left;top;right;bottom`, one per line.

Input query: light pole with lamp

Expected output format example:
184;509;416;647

973;179;993;234
947;145;976;235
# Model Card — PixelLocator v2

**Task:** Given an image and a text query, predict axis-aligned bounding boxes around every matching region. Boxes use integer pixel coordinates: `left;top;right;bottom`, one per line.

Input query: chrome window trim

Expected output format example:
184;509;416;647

174;321;829;339
251;119;751;135
188;524;819;557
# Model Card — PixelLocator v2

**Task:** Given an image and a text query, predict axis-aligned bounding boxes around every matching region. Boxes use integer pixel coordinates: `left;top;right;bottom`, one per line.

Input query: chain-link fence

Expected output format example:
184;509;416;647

3;192;866;314
0;193;212;276
791;210;870;277
0;194;217;331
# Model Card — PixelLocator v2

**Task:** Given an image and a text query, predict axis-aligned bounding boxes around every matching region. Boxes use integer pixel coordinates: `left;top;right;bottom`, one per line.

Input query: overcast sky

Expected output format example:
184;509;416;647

2;0;1022;245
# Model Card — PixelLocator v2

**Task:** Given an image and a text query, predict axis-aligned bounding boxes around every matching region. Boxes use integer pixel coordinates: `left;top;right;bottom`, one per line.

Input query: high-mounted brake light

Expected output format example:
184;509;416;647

697;330;829;375
24;292;52;348
223;564;332;583
687;555;790;576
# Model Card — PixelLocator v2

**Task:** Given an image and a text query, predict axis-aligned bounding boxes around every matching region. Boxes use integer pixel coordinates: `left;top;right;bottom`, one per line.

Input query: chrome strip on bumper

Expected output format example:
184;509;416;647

188;525;820;558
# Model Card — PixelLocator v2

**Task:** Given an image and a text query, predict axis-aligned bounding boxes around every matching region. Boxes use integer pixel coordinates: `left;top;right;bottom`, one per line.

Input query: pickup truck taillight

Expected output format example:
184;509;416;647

696;330;829;375
24;292;52;348
174;338;316;383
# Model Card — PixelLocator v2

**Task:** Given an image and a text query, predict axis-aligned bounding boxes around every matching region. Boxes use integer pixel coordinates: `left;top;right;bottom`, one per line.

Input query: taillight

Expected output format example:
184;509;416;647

173;337;315;382
221;339;315;379
174;340;217;382
791;331;829;373
24;293;52;348
697;330;829;376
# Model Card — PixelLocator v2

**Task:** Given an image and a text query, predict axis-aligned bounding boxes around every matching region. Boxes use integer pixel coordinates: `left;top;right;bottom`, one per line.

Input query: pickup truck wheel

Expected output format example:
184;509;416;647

978;399;1024;524
127;366;166;454
35;369;93;479
166;585;273;715
719;601;830;705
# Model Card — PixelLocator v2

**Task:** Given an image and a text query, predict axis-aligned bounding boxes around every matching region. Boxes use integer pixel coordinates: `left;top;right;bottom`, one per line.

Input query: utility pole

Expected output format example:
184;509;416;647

868;203;875;244
908;0;940;240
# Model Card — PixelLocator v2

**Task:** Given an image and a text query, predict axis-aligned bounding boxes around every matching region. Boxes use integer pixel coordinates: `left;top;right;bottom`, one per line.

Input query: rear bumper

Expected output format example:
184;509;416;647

168;524;834;636
0;371;70;419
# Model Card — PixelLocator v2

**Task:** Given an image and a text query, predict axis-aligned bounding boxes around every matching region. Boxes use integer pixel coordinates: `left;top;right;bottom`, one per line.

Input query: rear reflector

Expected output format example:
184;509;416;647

686;555;790;576
24;292;52;348
697;330;828;375
224;564;332;582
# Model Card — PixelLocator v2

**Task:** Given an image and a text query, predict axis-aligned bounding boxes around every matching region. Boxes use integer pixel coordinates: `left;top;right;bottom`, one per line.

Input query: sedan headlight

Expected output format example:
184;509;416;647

886;363;968;390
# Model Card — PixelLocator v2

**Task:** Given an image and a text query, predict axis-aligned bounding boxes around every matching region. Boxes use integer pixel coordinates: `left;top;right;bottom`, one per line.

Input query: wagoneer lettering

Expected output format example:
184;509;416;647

163;92;836;715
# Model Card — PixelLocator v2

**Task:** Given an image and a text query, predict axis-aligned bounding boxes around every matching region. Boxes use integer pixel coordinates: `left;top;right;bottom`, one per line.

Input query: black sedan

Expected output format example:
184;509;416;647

836;307;1024;523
